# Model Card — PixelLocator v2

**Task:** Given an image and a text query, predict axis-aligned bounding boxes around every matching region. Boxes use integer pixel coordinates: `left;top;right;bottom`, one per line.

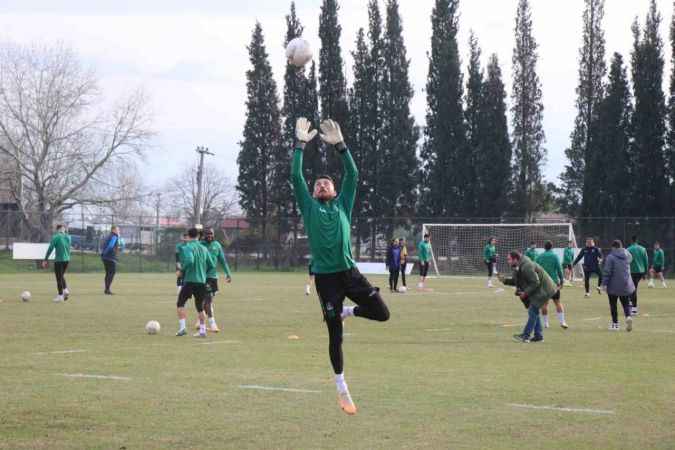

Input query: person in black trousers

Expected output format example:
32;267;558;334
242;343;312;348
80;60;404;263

101;226;122;295
573;237;603;297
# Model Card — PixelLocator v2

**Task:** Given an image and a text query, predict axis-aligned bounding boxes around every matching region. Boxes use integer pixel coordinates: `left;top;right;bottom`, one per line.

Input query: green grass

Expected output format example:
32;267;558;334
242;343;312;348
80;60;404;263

1;273;674;450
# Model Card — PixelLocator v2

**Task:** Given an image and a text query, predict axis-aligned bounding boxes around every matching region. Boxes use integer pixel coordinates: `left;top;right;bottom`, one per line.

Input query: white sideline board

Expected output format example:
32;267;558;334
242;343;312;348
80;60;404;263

356;262;414;275
12;243;53;260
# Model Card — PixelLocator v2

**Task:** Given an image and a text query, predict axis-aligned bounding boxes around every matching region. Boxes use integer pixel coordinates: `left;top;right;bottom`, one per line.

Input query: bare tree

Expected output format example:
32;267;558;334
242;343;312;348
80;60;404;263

0;42;153;240
166;163;238;228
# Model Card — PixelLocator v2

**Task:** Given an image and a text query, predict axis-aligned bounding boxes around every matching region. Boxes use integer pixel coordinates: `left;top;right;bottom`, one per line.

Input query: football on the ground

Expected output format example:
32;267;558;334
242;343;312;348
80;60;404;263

286;37;313;67
398;286;407;293
145;320;161;335
20;291;31;302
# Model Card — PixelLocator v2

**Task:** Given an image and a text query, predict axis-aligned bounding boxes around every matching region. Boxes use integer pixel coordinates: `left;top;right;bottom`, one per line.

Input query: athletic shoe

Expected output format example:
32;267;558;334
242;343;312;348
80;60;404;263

104;290;114;295
417;282;424;289
52;295;64;303
530;335;544;343
626;316;633;332
193;331;206;338
564;281;573;287
608;323;619;331
487;280;493;288
63;288;70;300
663;282;668;288
584;292;591;298
512;334;530;343
543;319;549;329
176;329;187;336
561;322;569;329
337;389;357;415
596;286;602;294
648;281;655;288
207;324;220;333
631;307;639;316
305;285;311;296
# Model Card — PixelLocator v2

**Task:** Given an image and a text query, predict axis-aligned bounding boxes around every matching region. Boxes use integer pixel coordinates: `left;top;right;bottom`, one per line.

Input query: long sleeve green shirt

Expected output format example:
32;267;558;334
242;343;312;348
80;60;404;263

535;250;564;285
483;244;496;262
291;147;358;274
653;249;665;267
201;240;232;279
418;241;431;263
179;240;215;284
627;244;649;274
45;232;71;262
563;247;574;265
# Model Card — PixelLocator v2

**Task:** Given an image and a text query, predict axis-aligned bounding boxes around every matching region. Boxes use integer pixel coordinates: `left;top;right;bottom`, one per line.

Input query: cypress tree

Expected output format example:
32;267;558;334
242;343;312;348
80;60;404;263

630;1;669;216
420;0;465;217
511;0;546;220
561;0;606;216
476;54;512;217
379;0;420;224
586;53;632;216
464;32;483;215
318;0;350;180
667;4;675;213
237;23;282;239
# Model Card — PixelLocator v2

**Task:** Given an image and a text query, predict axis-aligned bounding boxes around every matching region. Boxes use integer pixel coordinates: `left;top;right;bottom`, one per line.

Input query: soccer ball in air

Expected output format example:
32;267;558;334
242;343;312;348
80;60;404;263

286;38;313;67
20;291;31;302
145;320;161;335
398;286;407;293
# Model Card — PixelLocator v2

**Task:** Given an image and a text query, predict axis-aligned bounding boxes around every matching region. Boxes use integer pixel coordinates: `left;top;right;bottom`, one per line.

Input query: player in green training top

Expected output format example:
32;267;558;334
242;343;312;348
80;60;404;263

627;235;648;315
524;242;539;261
562;241;575;286
483;237;498;288
197;228;232;333
417;234;432;289
42;224;72;302
175;231;188;294
535;241;568;329
175;227;215;338
649;241;667;288
292;117;390;416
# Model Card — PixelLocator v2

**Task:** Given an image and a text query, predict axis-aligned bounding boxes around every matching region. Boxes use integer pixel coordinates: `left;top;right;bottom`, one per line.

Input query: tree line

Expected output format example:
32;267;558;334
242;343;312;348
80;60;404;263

238;0;675;243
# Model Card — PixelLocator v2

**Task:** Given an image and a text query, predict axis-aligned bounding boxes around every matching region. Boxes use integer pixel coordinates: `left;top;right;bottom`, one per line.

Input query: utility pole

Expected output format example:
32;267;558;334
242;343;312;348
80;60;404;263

195;146;214;226
154;192;161;255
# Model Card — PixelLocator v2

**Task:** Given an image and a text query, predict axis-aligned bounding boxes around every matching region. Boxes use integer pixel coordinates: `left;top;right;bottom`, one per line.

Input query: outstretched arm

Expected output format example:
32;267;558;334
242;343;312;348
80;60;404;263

319;119;358;216
291;118;318;216
572;248;584;266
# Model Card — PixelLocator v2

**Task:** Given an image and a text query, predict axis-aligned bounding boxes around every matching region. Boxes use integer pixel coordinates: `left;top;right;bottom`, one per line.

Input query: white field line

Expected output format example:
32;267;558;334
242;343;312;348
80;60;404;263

508;403;614;415
60;373;131;381
642;329;675;334
34;349;87;355
238;385;320;394
197;340;241;345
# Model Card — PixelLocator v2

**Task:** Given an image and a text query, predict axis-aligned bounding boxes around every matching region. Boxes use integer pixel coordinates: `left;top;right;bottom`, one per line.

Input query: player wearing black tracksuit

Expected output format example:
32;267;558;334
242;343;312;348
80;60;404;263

573;239;603;296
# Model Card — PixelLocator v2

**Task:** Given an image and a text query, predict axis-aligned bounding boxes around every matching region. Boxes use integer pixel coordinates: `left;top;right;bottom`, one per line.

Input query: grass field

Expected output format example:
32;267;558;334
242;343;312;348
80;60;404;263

1;272;674;450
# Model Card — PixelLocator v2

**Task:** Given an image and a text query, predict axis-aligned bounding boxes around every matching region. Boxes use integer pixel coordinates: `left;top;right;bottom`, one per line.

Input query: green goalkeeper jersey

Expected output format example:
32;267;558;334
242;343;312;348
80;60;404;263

653;248;664;267
563;247;574;265
45;232;71;262
483;244;496;262
291;147;358;274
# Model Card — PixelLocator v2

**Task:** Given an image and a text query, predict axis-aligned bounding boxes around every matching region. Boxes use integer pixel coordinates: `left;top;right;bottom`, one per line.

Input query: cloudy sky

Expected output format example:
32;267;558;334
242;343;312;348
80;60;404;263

0;0;672;191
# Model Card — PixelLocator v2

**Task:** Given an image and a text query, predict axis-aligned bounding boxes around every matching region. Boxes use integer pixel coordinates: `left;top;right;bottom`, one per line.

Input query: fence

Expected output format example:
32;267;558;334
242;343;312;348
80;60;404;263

1;210;673;276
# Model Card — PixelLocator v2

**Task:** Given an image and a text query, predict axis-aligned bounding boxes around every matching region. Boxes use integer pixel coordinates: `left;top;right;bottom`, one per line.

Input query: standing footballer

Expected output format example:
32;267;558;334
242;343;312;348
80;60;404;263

42;224;72;302
291;117;390;415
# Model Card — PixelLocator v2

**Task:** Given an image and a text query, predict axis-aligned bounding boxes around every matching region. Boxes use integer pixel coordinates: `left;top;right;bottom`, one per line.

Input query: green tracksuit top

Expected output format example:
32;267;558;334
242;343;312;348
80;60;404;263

535;250;564;285
201;240;232;279
483;244;496;262
418;241;431;263
653;249;665;267
563;247;574;265
179;240;215;284
524;248;539;261
45;232;71;262
291;148;358;274
627;243;649;274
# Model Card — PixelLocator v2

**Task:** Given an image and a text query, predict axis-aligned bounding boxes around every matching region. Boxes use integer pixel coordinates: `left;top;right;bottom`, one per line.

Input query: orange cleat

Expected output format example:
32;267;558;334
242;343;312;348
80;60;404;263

337;390;357;415
207;324;220;333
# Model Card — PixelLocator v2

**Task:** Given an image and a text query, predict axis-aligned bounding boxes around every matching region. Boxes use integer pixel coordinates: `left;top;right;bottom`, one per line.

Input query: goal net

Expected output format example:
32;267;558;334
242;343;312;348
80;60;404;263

422;223;583;278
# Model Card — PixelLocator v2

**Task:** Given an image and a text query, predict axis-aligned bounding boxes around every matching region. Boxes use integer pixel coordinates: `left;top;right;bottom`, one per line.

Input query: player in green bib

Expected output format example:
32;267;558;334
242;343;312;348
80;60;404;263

535;241;568;329
562;241;575;286
197;228;232;333
483;237;497;288
648;241;667;288
417;234;432;289
292;117;390;416
42;224;72;302
627;235;649;315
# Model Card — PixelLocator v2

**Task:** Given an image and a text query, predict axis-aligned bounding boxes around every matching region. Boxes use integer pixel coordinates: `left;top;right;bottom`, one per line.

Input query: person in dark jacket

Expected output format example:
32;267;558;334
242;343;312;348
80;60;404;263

573;237;603;297
101;226;122;295
500;251;558;343
601;240;635;332
386;239;402;292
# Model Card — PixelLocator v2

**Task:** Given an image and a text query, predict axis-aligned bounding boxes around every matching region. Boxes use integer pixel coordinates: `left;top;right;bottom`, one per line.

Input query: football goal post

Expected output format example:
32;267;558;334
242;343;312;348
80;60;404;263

422;223;583;278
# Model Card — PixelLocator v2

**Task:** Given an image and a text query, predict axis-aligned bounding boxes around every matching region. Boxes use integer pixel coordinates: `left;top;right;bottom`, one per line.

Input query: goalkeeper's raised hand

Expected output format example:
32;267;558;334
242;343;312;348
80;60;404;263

320;119;345;149
295;117;318;148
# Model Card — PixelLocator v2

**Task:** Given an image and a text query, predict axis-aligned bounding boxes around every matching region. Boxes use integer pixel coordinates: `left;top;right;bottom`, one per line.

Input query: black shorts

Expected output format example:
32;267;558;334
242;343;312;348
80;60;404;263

176;277;184;287
177;282;208;312
308;263;315;277
551;290;561;301
420;261;430;277
653;266;663;274
206;278;219;295
314;268;379;321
